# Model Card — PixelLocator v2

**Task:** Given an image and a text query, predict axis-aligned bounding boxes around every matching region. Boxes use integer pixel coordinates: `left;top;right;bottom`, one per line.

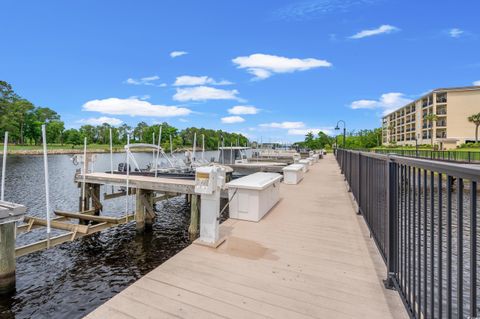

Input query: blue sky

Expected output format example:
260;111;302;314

1;0;479;142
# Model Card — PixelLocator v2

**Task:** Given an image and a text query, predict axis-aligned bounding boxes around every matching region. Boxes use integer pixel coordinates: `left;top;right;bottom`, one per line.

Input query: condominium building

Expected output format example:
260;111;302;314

382;86;480;149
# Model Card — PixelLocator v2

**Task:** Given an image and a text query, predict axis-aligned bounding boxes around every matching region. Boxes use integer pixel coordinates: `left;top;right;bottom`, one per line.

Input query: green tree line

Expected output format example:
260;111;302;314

294;128;382;150
0;81;248;150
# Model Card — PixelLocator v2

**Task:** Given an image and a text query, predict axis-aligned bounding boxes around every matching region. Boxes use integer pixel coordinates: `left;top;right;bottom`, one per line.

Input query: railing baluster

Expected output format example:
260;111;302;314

417;168;422;317
456;178;463;318
423;169;428;318
430;171;435;319
446;175;452;319
413;167;417;314
470;180;477;318
437;173;443;319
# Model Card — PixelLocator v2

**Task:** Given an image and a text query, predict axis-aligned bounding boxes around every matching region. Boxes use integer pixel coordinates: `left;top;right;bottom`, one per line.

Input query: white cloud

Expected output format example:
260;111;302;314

274;0;376;21
449;28;464;38
170;51;188;58
159;83;168;87
173;75;233;86
474;80;480;86
124;75;161;86
349;25;399;39
232;53;332;80
228;105;259;115
288;128;332;135
350;92;412;115
179;118;189;123
221;116;245;124
173;86;241;102
129;95;150;100
82;98;192;117
77;116;123;126
260;121;305;129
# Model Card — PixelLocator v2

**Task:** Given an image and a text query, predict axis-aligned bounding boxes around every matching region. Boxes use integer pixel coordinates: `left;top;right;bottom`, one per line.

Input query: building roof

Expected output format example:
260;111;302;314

382;85;480;118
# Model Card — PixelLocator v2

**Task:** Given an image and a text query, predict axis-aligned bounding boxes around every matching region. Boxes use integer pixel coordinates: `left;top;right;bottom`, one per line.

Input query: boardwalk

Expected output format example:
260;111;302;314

86;155;408;319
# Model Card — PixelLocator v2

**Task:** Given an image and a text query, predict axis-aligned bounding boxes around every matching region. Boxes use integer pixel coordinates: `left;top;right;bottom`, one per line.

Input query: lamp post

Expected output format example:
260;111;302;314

335;120;346;149
415;134;419;157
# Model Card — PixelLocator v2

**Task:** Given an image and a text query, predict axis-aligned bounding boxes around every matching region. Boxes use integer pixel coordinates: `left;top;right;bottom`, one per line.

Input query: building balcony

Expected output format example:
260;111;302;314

436;121;447;127
436;132;447;138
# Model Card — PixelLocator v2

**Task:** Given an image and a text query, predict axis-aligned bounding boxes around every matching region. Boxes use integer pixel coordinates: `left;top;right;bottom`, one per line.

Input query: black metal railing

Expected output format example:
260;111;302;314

373;149;480;164
336;149;479;319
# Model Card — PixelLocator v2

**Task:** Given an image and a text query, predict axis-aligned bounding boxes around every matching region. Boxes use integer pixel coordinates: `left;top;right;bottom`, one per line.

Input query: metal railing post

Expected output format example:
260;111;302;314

357;153;362;214
384;156;397;289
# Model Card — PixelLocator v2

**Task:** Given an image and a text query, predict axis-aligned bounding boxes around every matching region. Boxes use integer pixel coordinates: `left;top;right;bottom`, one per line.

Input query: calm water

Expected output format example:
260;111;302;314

0;151;220;319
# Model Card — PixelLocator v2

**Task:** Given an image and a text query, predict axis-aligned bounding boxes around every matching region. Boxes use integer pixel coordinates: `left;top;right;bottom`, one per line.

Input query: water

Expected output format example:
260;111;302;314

0;151;219;319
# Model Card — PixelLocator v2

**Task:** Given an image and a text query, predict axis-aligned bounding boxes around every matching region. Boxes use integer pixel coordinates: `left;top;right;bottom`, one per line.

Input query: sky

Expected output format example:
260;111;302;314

1;0;479;143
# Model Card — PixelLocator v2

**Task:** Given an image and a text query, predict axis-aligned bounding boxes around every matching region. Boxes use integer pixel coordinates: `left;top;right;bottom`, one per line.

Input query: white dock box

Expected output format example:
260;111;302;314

282;164;304;185
226;172;282;222
306;157;314;166
298;159;309;172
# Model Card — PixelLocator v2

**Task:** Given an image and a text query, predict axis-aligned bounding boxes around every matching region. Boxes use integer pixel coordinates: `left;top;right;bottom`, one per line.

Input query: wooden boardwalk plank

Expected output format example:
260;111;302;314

86;155;408;319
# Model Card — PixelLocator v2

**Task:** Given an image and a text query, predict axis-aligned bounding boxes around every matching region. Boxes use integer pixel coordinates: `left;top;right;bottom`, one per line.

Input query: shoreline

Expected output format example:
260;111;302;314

4;147;218;156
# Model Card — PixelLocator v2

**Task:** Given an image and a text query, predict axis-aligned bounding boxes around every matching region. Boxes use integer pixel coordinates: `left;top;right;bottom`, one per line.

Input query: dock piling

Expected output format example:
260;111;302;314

0;222;16;294
188;195;199;239
135;188;145;234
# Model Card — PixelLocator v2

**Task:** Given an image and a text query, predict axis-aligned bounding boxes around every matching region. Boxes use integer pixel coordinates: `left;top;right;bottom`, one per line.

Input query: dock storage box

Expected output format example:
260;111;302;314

226;173;282;222
298;159;309;172
282;164;305;185
307;157;314;166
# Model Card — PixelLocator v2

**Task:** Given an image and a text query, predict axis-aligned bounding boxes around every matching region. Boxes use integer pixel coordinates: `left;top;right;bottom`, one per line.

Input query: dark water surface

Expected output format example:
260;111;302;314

0;152;215;319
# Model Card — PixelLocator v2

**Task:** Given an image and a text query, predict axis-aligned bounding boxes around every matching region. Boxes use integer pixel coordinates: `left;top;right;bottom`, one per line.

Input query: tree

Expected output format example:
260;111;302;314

468;112;480;143
79;125;96;143
46;120;65;144
64;129;82;146
424;113;438;147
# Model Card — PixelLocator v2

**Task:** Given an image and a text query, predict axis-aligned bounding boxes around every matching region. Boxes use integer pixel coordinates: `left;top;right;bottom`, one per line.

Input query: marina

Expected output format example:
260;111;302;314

2;2;480;317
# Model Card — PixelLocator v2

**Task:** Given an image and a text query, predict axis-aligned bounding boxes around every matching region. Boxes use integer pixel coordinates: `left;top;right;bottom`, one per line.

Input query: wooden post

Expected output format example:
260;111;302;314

145;191;154;231
188;195;199;239
91;184;102;216
0;222;16;294
135;188;145;234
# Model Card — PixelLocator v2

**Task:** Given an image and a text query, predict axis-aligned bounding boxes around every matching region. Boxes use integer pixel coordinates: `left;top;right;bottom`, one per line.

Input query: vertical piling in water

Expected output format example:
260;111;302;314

145;190;154;231
188;195;199;239
0;222;15;294
135;188;145;234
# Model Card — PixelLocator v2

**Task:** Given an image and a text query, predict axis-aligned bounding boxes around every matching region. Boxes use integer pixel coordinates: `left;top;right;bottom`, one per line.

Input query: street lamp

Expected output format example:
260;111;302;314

415;133;420;157
335;120;346;149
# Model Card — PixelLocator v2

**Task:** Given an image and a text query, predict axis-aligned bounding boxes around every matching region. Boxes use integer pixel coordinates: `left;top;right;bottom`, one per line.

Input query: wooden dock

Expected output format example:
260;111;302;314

86;155;408;319
75;172;196;195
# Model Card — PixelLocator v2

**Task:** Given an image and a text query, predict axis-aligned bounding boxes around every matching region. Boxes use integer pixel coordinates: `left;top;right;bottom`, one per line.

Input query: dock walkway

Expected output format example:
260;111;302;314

86;155;408;319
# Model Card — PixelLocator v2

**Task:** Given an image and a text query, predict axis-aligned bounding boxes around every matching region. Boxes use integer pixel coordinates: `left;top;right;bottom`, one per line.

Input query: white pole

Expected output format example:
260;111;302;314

192;133;197;163
221;138;225;165
41;125;51;247
109;128;113;174
152;132;155;165
230;142;233;164
154;126;162;178
81;137;87;212
202;134;205;161
170;135;173;155
125;134;130;221
1;131;8;201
